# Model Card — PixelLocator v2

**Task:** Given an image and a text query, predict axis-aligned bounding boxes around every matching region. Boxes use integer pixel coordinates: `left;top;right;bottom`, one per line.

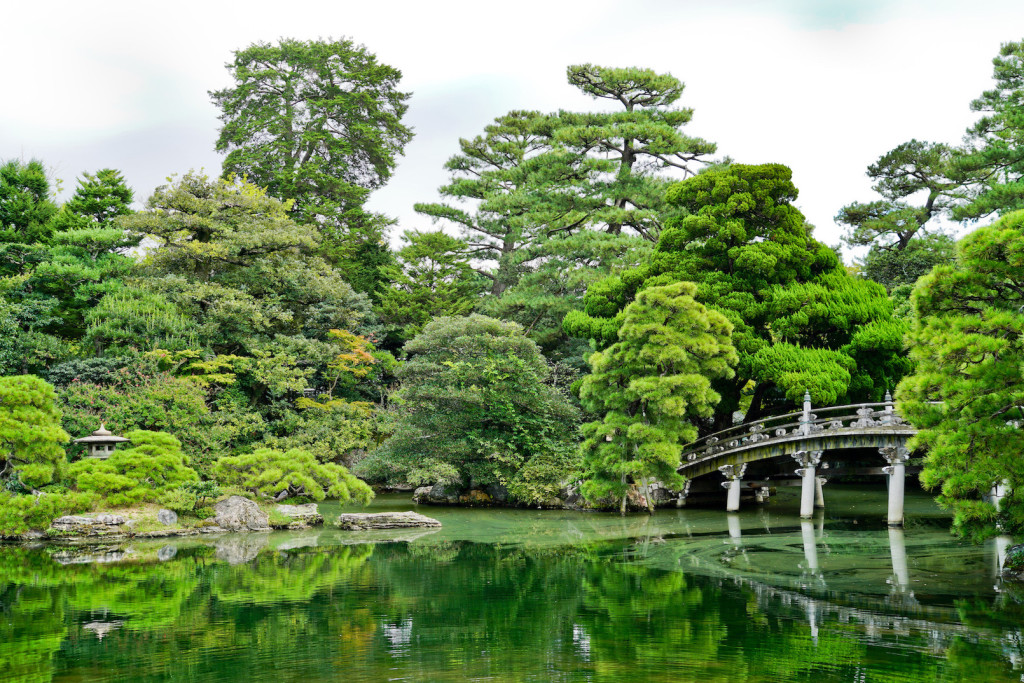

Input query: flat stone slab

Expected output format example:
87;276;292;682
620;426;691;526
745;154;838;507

335;511;441;530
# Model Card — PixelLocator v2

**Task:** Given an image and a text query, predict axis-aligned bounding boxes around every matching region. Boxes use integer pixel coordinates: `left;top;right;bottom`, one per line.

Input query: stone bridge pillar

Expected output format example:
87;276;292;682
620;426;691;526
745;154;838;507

719;463;746;512
792;451;823;518
675;480;691;508
881;445;910;527
815;476;827;508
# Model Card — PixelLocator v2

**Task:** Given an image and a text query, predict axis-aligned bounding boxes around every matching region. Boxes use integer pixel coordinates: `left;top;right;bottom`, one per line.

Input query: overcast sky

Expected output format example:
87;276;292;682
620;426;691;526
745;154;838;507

4;0;1023;253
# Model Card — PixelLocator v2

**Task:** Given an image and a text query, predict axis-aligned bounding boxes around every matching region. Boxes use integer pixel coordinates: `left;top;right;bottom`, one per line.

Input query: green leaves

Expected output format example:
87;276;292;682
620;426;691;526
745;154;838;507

213;447;373;504
358;315;579;503
578;282;737;511
69;430;199;507
898;210;1024;538
211;37;412;288
0;375;68;489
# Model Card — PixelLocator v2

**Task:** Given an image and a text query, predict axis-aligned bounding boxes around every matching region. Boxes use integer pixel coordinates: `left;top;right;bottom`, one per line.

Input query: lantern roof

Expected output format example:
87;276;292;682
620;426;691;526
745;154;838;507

73;423;131;445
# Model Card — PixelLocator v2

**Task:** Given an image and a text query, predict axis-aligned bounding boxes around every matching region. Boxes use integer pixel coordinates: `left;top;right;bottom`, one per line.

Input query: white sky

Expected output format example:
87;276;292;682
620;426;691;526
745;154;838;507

3;0;1023;254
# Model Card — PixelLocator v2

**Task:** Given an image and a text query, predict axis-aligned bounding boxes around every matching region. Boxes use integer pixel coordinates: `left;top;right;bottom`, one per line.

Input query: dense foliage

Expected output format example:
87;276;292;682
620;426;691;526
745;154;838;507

69;430;200;507
0;374;69;489
579;283;737;512
358;315;579;504
2;35;1023;529
566;164;907;431
897;210;1024;538
213;447;373;503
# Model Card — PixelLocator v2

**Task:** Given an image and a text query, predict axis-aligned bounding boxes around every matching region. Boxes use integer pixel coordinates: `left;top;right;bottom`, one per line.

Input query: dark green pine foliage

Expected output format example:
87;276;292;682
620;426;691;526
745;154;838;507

566;164;908;429
898;210;1024;539
357;315;580;504
579;282;737;513
555;64;717;241
837;141;964;290
956;39;1024;220
0;159;57;283
377;229;485;348
210;38;413;294
27;169;138;340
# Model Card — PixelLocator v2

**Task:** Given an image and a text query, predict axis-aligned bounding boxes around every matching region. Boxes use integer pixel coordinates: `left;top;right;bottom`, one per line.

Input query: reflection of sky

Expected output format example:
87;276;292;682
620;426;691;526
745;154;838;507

4;0;1024;252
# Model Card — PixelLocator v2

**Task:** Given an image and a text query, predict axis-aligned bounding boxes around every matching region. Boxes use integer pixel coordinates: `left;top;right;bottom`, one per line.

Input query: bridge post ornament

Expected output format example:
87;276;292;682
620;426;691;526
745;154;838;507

675;480;692;508
719;463;747;512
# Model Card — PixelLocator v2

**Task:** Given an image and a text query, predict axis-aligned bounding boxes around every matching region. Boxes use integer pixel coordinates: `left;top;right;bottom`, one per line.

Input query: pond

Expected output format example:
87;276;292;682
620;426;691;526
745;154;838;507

2;486;1021;682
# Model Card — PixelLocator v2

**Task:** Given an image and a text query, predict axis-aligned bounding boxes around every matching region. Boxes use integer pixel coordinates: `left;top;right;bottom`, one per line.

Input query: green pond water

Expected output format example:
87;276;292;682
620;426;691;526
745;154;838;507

3;486;1023;682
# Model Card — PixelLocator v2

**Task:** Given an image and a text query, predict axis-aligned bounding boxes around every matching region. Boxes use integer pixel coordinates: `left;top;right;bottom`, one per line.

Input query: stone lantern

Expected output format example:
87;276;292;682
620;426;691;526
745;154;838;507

73;424;130;459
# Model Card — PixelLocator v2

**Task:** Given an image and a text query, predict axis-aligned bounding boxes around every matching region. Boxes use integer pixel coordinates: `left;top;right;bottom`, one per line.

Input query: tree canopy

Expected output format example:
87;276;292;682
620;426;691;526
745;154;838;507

897;210;1024;539
0;375;68;490
211;37;413;292
579;282;737;513
358;315;579;504
566;163;907;430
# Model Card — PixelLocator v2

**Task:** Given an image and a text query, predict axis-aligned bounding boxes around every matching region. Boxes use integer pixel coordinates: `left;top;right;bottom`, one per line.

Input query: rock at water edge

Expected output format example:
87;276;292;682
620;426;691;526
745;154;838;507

156;509;178;526
213;496;270;532
274;503;323;528
336;511;442;530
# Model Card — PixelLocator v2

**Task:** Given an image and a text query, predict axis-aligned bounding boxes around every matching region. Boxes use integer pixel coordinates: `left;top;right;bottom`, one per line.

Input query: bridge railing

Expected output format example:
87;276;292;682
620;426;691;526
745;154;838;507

679;392;910;465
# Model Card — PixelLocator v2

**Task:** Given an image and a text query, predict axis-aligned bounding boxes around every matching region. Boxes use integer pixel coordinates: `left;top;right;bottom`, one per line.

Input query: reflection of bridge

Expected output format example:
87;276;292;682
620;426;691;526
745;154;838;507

677;392;916;525
670;519;1022;661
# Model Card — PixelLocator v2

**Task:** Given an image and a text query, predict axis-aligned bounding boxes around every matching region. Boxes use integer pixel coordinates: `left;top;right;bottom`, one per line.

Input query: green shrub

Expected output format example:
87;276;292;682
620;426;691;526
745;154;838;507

0;375;70;489
213;447;373;504
68;430;199;507
0;491;96;536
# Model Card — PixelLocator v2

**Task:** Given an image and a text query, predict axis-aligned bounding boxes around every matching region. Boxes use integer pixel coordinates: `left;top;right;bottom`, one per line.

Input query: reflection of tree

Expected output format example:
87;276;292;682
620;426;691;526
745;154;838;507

0;538;1022;682
0;585;66;683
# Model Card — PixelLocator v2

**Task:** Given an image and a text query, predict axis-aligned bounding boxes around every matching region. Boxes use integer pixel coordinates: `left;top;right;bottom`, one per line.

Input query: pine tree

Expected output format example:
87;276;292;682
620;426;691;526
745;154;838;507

897;209;1024;539
579;282;736;513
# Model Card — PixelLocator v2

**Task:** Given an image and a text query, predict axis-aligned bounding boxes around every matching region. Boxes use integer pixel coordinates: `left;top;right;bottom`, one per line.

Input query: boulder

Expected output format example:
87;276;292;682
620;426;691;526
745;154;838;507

484;484;509;503
414;483;462;505
1002;544;1024;579
273;503;323;529
156;509;178;526
213;496;270;532
336;511;442;530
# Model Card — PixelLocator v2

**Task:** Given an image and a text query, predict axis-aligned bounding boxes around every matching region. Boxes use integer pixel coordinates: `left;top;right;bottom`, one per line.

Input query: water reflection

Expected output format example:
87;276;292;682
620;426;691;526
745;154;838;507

0;490;1022;682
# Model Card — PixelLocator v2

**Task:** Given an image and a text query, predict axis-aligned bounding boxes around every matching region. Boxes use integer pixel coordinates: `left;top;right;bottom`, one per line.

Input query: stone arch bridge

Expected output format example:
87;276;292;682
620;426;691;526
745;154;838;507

676;392;916;525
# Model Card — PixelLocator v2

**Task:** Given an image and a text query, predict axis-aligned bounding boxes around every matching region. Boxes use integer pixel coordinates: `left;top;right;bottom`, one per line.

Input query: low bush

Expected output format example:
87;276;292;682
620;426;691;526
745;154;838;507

0;491;96;536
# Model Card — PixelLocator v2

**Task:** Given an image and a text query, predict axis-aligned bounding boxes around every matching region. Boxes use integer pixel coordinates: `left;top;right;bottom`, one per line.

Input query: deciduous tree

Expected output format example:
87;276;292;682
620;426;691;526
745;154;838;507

358;315;579;504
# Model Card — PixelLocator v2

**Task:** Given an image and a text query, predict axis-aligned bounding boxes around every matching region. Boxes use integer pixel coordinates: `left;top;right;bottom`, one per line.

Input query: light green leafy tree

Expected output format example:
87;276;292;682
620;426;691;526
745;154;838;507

0;375;69;490
897;210;1024;539
579;282;737;513
122;172;372;352
213;447;373;503
357;315;580;504
69;430;200;507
